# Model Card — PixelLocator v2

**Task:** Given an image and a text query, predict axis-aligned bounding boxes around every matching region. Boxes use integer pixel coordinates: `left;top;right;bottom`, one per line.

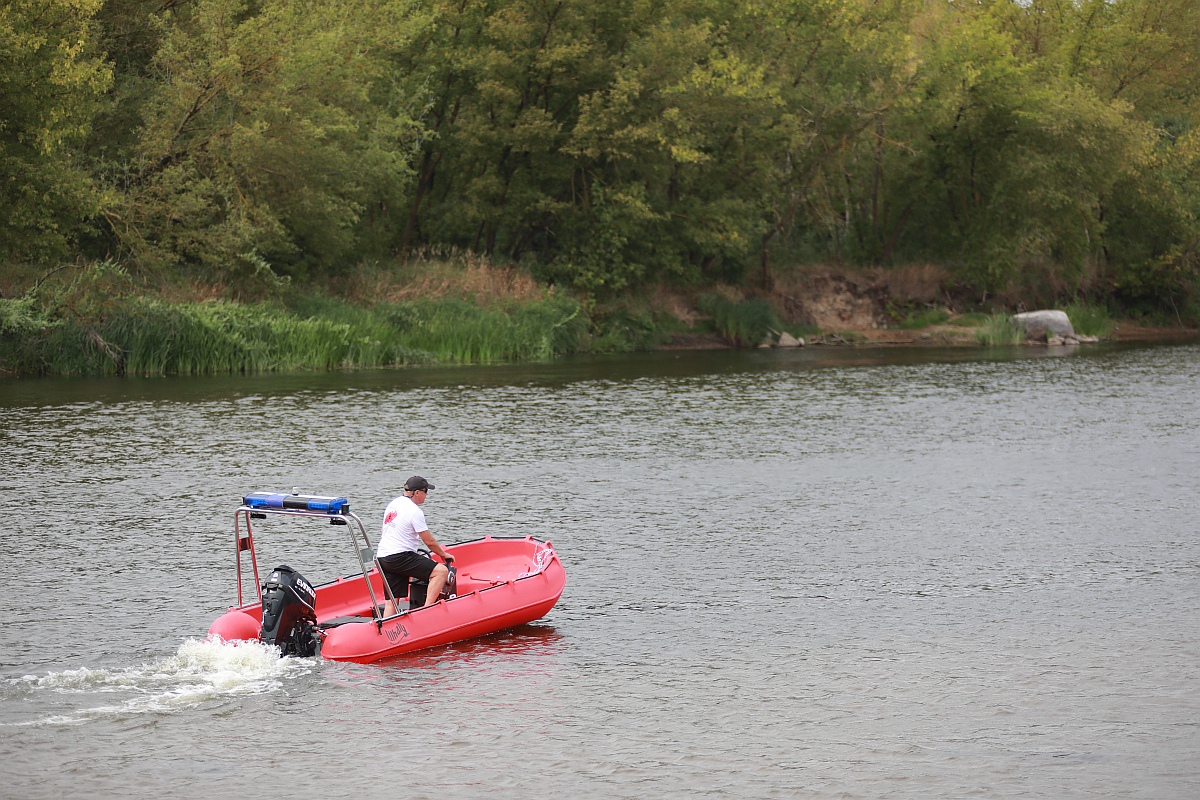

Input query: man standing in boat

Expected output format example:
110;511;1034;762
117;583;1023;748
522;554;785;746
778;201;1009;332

376;476;454;614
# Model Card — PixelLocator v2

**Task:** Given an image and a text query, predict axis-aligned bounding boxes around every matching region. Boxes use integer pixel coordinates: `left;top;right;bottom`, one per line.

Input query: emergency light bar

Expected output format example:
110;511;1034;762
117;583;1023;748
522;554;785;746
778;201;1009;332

243;491;350;514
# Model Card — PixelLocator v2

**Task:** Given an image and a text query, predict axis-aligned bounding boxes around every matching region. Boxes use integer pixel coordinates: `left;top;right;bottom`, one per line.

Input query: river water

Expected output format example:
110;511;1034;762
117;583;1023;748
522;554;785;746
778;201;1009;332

1;344;1197;798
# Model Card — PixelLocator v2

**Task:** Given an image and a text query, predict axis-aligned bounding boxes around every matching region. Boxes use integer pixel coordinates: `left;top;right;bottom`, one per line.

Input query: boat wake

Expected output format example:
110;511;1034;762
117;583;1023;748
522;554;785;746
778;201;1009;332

4;638;312;726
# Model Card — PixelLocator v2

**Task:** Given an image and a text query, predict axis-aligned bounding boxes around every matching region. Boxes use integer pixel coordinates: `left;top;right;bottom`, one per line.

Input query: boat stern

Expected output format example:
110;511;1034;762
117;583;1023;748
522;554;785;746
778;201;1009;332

208;608;261;643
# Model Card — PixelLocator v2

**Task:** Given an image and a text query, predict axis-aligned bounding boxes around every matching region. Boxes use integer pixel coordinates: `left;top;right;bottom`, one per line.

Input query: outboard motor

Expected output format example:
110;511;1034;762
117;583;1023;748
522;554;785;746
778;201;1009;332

260;565;319;657
408;564;457;608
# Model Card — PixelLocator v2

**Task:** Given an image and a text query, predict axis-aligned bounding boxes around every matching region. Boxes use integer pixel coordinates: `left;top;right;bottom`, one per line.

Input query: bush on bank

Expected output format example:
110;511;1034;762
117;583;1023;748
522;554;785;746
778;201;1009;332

1065;302;1117;338
697;294;781;348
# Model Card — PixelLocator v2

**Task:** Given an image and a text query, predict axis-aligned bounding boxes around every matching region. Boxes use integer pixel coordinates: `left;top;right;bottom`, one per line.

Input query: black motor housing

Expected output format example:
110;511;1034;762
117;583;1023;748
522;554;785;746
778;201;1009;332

260;565;319;657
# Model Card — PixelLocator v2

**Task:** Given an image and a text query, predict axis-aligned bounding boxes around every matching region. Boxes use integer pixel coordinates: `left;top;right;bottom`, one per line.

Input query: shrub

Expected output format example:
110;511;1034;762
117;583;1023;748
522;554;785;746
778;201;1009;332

588;306;673;353
698;294;780;347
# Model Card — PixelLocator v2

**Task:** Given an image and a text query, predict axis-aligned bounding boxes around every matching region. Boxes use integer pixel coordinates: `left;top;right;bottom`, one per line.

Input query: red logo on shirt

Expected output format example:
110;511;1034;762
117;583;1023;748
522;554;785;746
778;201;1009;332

384;511;397;524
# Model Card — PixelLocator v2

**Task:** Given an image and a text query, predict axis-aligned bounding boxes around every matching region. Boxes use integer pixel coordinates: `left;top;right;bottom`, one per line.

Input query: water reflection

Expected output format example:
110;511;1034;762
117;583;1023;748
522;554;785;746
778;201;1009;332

0;341;1170;410
320;624;564;684
381;623;564;667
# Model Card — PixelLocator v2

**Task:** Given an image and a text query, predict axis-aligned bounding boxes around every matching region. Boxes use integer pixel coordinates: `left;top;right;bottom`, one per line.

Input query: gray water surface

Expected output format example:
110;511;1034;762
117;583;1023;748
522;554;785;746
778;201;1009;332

1;344;1197;798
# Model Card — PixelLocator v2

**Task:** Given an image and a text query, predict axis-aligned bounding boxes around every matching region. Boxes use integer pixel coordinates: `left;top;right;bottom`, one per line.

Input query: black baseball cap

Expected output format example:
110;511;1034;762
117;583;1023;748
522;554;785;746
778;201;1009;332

404;476;434;492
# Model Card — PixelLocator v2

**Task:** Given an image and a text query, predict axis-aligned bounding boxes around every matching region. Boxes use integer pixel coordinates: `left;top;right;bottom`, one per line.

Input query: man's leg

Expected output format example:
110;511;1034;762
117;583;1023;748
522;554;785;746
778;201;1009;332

379;566;408;617
423;563;449;606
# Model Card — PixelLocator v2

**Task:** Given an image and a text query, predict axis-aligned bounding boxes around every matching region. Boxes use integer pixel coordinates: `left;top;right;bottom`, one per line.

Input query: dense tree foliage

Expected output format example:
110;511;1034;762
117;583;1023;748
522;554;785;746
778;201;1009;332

94;0;428;278
2;0;1198;309
1;0;111;261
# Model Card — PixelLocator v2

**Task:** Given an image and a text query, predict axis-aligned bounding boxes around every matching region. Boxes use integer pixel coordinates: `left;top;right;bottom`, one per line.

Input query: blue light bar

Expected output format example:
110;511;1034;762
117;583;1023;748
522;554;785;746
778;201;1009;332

243;492;350;515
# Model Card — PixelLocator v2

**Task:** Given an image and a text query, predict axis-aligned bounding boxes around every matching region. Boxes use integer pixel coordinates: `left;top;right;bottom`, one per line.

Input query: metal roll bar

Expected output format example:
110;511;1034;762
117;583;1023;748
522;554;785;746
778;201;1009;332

233;505;396;621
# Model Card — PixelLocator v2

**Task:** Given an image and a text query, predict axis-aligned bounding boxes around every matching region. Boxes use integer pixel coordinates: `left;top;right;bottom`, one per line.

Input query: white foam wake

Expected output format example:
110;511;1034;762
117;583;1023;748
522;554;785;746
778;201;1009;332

7;638;312;725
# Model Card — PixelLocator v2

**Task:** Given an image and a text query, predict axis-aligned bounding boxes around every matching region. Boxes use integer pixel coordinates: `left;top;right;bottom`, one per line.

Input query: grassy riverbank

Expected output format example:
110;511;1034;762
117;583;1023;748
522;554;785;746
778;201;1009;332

0;257;678;376
1;257;1195;377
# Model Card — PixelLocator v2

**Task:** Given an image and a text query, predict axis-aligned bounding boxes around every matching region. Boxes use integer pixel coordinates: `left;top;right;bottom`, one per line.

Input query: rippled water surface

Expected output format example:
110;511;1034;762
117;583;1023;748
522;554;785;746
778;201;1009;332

1;345;1198;798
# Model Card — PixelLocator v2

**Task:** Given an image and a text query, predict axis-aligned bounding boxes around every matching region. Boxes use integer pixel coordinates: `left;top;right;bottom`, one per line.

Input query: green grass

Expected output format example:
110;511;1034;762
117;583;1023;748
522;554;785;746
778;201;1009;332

0;292;587;376
948;312;990;327
697;294;780;347
975;313;1024;345
1065;301;1115;338
897;308;950;329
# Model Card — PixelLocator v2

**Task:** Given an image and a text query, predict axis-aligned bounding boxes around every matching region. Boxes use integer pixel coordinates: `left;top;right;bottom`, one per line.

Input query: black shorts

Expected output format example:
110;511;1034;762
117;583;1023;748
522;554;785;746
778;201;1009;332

377;551;437;597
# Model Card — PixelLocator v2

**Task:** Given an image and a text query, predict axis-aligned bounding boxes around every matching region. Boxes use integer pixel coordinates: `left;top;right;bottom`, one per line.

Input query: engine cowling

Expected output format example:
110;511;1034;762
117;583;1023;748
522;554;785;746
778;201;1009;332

260;565;319;657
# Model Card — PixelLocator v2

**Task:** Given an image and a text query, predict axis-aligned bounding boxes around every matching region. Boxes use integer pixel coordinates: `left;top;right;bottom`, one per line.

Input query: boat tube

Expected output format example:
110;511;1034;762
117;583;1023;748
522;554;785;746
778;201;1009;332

207;492;566;663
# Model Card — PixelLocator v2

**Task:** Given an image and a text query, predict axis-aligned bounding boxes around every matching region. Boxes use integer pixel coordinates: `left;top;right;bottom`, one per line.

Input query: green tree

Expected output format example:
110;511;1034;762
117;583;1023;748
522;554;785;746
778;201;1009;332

106;0;427;279
563;8;784;288
785;1;1156;296
390;0;918;293
908;8;1146;289
391;0;660;275
0;0;112;264
990;0;1200;302
745;0;917;277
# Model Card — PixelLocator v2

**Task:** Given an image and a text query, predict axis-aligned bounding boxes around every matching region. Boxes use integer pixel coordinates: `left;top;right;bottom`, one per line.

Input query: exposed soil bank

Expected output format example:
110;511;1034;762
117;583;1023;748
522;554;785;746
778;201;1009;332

660;265;1199;349
658;324;1200;351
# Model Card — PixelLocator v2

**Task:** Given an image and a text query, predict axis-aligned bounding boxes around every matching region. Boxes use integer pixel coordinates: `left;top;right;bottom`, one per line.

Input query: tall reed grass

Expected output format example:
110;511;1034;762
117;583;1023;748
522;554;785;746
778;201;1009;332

698;294;780;347
974;313;1024;345
382;296;584;363
1065;302;1115;338
0;293;586;376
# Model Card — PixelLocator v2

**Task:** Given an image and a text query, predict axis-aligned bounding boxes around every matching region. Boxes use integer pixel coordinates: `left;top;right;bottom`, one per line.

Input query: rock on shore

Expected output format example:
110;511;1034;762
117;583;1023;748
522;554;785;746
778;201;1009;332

1011;310;1103;345
778;332;804;347
1013;310;1074;338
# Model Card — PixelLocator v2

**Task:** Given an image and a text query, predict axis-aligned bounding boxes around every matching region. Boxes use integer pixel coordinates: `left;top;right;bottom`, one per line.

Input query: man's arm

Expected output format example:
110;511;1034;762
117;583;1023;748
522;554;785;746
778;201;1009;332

419;529;453;561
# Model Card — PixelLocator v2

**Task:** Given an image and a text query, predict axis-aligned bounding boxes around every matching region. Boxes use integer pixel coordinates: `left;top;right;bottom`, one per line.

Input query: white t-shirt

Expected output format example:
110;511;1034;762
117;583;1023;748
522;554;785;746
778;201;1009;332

376;495;428;558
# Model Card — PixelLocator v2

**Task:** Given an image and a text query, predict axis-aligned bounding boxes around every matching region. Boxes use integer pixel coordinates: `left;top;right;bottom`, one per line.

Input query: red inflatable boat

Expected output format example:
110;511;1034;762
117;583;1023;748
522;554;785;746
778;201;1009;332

207;492;566;663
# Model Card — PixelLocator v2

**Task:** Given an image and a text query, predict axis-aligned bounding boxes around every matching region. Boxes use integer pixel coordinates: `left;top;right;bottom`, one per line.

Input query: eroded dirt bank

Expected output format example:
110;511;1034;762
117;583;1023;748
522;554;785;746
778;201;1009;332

663;265;1199;349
